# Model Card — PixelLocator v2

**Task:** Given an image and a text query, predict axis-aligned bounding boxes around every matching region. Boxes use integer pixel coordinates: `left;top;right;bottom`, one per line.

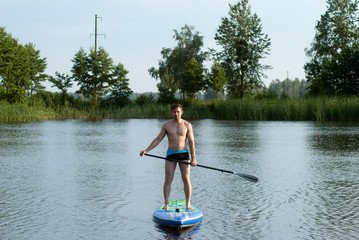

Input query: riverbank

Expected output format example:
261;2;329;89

0;102;55;122
1;97;359;122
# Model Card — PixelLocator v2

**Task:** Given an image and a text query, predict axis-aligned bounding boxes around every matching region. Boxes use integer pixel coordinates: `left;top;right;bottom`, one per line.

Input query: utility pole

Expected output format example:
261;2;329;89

90;14;106;56
89;14;106;101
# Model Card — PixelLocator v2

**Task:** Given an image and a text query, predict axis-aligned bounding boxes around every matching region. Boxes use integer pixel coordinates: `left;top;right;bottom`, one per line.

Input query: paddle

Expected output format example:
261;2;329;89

144;153;258;183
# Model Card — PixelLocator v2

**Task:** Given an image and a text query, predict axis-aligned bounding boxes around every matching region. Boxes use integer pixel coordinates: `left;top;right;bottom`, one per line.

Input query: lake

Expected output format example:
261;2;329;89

1;119;358;239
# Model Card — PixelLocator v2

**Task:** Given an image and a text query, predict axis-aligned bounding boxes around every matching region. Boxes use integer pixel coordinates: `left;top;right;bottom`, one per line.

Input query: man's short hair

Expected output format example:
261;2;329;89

171;103;183;110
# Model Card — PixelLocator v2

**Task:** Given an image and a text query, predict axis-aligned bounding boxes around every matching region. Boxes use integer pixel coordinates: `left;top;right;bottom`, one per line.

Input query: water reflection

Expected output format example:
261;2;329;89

305;122;359;239
309;122;359;156
155;223;202;239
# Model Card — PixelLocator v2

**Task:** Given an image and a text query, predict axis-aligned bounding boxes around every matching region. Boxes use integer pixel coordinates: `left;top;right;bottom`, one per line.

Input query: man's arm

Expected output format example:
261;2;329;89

140;124;167;156
186;122;197;166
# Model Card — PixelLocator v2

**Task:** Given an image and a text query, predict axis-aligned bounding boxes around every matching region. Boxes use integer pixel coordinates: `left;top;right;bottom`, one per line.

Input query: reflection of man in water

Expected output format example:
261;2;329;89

140;104;197;210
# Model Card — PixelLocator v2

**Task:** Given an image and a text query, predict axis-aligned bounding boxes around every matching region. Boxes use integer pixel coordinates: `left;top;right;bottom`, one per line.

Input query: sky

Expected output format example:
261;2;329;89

1;0;328;93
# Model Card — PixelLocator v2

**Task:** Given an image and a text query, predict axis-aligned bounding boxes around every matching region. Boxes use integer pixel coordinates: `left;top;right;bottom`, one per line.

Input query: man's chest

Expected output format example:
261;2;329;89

166;125;187;137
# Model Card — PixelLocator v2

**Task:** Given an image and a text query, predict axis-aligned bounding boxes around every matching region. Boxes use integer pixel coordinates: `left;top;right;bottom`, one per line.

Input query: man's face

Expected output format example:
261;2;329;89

171;107;183;121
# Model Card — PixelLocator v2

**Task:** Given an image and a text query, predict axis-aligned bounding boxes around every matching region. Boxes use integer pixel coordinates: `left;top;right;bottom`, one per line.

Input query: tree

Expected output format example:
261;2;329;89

318;45;359;95
25;43;47;96
268;78;308;98
71;48;90;97
110;63;132;106
71;47;131;105
181;58;206;99
156;69;178;104
148;25;208;98
48;71;73;105
0;28;47;103
268;79;282;97
207;61;227;99
214;0;271;98
135;93;156;106
305;0;359;94
282;78;292;97
48;72;73;94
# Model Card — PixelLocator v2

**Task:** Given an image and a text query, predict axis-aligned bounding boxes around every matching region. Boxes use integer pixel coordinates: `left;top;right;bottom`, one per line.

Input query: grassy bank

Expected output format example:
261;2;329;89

207;97;359;121
1;97;359;122
0;102;56;122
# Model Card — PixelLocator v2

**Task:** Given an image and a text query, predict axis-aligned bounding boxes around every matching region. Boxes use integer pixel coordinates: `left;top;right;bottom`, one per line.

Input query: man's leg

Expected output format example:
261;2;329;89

179;162;192;209
163;160;176;210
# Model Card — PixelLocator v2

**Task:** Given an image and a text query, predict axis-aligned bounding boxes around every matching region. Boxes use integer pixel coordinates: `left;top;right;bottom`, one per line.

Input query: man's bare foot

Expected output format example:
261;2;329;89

162;204;169;210
186;205;193;210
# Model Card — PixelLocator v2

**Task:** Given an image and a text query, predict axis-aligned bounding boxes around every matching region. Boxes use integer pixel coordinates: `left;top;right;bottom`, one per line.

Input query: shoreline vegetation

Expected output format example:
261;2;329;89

1;96;359;123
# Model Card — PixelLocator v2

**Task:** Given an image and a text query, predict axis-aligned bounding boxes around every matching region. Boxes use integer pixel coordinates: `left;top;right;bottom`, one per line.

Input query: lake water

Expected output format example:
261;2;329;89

0;119;358;240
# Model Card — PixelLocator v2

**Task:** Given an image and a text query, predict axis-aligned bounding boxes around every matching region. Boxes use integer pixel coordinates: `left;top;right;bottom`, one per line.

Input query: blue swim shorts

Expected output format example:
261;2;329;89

166;149;189;161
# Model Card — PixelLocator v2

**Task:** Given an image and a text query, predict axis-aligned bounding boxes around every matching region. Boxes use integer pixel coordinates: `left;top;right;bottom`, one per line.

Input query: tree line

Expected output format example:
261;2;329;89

1;0;359;109
267;78;308;98
0;27;132;107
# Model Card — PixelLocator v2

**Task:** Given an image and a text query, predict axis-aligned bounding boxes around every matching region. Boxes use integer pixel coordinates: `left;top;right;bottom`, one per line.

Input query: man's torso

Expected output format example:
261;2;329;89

164;119;188;150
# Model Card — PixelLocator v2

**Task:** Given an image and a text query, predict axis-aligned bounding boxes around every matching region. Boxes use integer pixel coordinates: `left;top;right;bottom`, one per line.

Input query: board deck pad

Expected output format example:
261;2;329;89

153;200;203;228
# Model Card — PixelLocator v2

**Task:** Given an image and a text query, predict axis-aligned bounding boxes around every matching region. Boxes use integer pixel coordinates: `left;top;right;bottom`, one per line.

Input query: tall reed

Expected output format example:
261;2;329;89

1;96;358;122
0;102;55;122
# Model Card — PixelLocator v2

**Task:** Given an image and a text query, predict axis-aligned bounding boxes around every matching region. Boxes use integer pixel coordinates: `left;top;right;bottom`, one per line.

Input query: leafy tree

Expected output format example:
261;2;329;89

110;63;132;106
25;43;47;96
207;61;227;99
72;47;111;100
181;58;206;99
268;79;282;97
48;72;73;105
0;43;29;103
268;78;308;98
282;78;292;97
135;93;156;106
214;0;271;98
149;25;208;98
317;45;359;95
156;69;178;104
0;28;47;103
71;47;131;105
305;0;359;94
48;72;73;94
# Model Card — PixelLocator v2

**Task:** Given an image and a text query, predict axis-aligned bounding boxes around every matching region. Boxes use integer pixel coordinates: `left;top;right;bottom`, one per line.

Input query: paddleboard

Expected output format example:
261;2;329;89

153;200;203;228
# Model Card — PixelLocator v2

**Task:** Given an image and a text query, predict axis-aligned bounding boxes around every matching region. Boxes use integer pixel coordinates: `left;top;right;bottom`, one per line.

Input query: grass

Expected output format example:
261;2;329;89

1;96;359;122
0;101;55;122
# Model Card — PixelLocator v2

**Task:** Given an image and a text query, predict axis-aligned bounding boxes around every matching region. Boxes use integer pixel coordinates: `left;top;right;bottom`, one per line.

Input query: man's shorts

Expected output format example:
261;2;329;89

166;149;189;162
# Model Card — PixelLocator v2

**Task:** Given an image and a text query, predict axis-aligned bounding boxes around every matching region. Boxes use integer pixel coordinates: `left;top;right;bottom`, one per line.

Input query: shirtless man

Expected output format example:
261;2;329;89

140;104;197;210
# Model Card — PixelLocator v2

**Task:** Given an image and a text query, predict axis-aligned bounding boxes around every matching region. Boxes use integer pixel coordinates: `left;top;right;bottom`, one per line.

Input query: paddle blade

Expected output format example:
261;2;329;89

234;172;259;183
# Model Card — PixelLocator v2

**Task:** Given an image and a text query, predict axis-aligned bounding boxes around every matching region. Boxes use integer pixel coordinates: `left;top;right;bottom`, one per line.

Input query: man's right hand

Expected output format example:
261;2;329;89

139;150;147;156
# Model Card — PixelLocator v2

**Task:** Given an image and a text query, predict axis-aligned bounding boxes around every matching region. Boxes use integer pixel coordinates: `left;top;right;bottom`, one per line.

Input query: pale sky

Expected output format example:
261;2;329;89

1;0;327;93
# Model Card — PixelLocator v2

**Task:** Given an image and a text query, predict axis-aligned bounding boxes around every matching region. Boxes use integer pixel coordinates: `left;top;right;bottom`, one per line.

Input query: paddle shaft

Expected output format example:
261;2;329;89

144;153;258;182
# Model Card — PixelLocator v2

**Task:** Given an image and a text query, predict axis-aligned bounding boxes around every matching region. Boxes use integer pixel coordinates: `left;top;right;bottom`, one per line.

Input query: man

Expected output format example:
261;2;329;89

140;103;197;210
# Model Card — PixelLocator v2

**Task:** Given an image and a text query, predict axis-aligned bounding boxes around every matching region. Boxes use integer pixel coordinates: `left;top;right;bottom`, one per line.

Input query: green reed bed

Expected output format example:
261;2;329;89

0;102;55;122
183;103;212;119
1;96;358;122
208;99;276;120
309;97;359;121
96;97;359;121
189;97;359;121
99;104;170;119
54;107;91;119
132;104;169;118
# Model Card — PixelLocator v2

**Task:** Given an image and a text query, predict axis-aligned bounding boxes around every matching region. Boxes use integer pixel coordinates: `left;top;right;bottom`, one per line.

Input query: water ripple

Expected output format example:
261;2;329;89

1;120;359;239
